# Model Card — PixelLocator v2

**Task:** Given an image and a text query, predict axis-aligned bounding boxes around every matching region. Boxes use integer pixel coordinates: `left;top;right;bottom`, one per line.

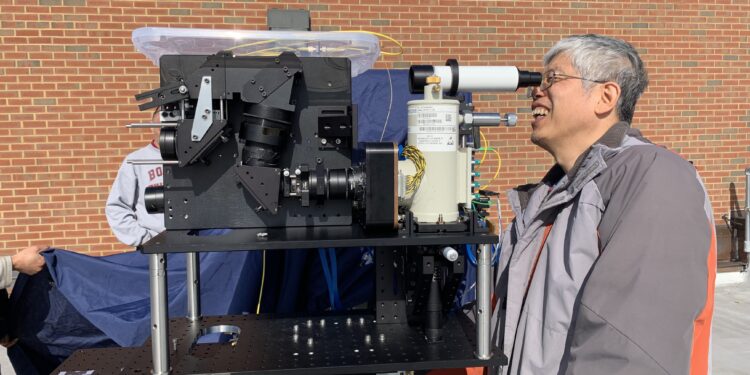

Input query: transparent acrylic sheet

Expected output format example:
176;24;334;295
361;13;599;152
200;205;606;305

132;27;380;77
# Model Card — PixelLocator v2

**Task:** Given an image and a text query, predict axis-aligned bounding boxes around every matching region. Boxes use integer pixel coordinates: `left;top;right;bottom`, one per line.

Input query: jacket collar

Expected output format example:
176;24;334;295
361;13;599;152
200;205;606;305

509;121;630;215
564;121;629;182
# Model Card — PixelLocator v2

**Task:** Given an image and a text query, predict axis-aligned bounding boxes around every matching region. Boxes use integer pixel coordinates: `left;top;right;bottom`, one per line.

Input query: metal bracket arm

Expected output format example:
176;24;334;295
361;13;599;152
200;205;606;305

135;82;189;111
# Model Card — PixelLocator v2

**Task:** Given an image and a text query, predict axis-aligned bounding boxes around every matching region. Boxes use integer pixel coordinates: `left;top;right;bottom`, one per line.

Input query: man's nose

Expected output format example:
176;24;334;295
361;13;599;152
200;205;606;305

526;86;543;99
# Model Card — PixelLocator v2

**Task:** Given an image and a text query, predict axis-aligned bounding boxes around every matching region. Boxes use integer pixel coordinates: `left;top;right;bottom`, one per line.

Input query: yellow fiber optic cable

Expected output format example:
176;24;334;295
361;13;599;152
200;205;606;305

480;148;502;190
333;30;404;56
479;131;488;164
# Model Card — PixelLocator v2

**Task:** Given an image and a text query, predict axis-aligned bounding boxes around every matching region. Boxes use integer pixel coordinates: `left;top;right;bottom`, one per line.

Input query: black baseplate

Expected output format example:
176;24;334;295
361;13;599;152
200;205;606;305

55;314;505;374
140;224;497;254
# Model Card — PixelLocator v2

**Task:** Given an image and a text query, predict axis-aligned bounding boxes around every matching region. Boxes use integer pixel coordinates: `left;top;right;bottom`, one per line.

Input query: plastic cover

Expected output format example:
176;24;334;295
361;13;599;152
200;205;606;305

131;27;380;77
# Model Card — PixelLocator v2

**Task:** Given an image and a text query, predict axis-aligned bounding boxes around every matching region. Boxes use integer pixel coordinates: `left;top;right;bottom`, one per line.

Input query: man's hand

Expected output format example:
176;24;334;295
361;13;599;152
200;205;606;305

11;245;48;275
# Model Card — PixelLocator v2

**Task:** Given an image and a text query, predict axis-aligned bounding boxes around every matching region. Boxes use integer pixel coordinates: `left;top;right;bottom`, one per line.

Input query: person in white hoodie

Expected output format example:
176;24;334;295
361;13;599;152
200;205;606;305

105;114;165;247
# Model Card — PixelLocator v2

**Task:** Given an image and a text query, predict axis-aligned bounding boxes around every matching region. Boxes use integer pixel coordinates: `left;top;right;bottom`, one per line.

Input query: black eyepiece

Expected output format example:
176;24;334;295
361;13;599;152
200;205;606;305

408;65;435;94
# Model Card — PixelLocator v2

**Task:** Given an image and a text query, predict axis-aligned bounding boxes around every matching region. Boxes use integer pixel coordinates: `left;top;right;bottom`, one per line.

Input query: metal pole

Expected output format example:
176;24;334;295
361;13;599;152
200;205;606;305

150;253;170;375
476;243;492;360
186;252;201;321
127;160;179;165
127;122;178;128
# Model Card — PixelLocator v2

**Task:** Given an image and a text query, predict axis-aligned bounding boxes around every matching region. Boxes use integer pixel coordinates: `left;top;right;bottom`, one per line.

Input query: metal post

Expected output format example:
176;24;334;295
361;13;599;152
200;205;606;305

186;252;200;321
476;243;492;360
150;253;170;374
126;122;178;128
745;168;750;254
128;160;179;165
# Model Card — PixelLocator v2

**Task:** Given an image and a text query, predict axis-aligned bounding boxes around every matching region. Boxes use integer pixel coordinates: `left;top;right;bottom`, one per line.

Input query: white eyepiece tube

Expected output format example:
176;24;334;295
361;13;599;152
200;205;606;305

410;60;542;94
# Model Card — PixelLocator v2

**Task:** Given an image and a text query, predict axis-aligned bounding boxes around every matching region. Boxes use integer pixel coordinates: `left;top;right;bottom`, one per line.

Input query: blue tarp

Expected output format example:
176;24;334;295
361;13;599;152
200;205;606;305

43;247;259;347
353;69;413;144
8;227;265;374
9;245;375;374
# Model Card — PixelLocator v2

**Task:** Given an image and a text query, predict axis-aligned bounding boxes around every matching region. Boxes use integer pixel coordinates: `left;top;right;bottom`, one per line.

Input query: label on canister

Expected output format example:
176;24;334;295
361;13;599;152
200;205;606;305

408;104;458;152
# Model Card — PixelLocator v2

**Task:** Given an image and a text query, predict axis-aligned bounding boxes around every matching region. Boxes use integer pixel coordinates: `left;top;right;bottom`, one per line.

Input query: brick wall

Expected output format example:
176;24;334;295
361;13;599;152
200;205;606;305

1;0;748;256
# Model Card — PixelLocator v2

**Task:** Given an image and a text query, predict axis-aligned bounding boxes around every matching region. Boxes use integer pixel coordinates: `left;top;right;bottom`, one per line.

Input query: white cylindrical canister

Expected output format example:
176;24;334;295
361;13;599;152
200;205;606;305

407;97;460;223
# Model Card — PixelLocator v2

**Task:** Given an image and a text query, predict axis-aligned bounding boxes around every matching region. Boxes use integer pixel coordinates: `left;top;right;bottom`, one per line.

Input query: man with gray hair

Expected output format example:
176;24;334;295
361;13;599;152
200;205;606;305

494;34;715;374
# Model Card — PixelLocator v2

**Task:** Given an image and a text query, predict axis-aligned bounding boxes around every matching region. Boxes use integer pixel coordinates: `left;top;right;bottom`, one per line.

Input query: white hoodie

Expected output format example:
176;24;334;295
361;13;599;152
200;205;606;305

105;141;165;247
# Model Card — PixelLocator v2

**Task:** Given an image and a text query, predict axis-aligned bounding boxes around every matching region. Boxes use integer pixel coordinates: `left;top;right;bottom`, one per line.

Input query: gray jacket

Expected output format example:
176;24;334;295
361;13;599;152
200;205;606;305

494;122;715;374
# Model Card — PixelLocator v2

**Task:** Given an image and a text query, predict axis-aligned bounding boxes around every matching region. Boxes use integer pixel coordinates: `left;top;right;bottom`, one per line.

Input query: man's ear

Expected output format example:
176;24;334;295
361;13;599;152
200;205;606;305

595;82;621;117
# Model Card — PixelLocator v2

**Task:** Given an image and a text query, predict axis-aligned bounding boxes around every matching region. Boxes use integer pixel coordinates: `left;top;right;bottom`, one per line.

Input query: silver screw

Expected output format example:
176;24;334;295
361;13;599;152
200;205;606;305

321;138;328;145
295;168;302;176
204;78;210;84
283;170;290;177
201;114;208;120
192;135;198;140
204;109;210;114
335;138;341;145
178;85;188;94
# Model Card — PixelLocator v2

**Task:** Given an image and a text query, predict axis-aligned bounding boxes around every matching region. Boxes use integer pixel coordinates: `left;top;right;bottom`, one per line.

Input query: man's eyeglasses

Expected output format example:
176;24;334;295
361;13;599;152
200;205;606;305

526;71;607;98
